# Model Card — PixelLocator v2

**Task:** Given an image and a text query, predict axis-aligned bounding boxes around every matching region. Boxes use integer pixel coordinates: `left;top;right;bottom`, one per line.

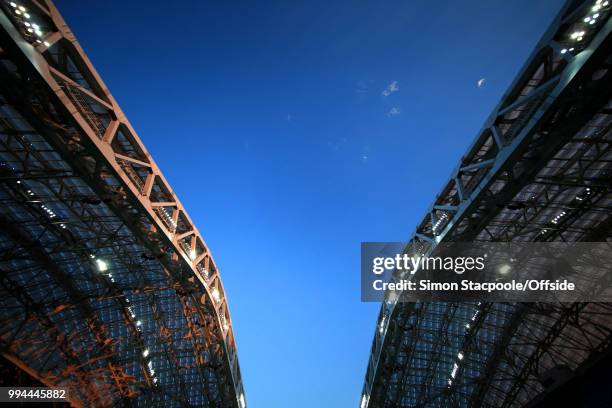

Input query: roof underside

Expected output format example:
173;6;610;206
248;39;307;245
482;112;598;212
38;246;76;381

363;1;612;407
0;126;225;406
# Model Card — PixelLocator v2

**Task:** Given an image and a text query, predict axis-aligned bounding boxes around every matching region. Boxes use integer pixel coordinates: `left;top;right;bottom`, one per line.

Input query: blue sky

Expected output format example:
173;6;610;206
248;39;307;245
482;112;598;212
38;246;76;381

56;1;564;406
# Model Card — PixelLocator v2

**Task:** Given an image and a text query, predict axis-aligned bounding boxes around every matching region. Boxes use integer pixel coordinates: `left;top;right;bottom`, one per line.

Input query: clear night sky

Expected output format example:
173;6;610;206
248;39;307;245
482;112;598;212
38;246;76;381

54;1;564;406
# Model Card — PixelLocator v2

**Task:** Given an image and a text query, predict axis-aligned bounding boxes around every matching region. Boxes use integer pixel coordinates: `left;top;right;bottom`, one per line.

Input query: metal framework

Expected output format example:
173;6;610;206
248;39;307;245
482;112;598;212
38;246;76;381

361;0;612;407
0;1;245;407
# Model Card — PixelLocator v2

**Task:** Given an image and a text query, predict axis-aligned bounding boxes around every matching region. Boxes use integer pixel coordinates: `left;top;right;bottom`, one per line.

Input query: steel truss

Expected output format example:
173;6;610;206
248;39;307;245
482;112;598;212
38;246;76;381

0;1;245;407
362;1;612;407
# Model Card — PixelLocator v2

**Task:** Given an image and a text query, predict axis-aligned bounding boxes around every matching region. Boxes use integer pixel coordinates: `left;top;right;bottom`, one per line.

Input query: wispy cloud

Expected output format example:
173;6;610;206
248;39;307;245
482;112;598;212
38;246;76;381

382;81;399;97
287;114;293;122
386;107;400;117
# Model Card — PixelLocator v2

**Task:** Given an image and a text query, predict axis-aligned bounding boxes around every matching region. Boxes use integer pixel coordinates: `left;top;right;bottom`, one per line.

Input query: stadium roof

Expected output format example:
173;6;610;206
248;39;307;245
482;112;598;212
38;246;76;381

0;1;245;406
361;1;612;406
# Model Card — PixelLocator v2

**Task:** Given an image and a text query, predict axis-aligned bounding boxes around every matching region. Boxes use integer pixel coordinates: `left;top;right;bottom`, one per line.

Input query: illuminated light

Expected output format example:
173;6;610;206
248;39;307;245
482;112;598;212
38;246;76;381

18;5;25;11
15;9;21;15
9;2;16;7
571;31;585;39
143;349;149;357
27;27;33;33
136;320;142;326
16;180;21;184
604;1;609;6
590;19;596;24
95;259;108;272
593;4;601;11
458;352;464;360
569;47;575;51
35;30;42;36
448;379;453;386
24;21;30;26
577;36;583;42
584;16;591;22
23;12;30;18
560;48;567;54
451;363;459;378
152;377;158;384
378;316;386;333
594;13;600;18
465;323;471;329
31;23;39;29
212;288;221;302
43;41;49;46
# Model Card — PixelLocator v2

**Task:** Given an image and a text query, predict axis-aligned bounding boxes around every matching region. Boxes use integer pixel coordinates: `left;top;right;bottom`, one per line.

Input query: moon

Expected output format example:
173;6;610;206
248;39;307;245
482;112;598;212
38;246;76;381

477;78;486;88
